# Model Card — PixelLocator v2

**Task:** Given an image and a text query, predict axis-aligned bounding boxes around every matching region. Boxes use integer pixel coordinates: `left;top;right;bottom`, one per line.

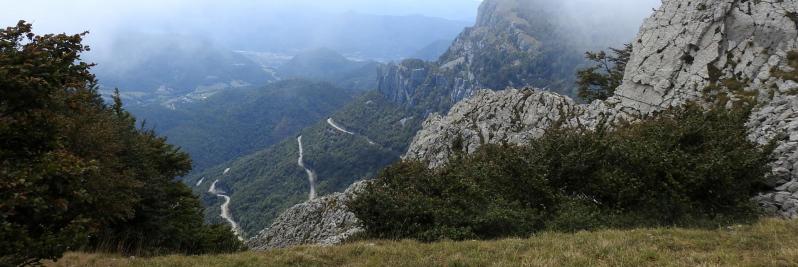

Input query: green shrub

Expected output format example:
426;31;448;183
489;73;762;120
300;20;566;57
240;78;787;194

576;43;632;102
350;103;775;241
350;149;556;241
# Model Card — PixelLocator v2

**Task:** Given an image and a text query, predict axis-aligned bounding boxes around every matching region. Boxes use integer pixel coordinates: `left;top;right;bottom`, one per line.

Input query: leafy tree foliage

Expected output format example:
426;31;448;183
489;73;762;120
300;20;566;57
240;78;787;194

576;43;632;102
0;21;242;266
350;103;775;241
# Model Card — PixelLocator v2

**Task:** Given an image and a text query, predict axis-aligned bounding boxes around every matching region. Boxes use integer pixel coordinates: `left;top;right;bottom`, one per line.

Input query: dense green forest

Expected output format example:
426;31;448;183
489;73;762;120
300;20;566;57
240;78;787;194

128;80;356;172
0;21;242;266
189;91;424;236
351;103;776;241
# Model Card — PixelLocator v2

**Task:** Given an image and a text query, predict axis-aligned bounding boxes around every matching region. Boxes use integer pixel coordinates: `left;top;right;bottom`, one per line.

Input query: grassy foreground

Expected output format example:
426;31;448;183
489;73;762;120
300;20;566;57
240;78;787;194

48;219;798;267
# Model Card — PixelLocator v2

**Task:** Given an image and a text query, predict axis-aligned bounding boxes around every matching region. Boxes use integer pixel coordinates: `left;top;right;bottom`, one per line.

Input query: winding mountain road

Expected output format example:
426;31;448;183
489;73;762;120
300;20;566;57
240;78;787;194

209;178;244;240
326;118;355;135
327;118;377;145
297;136;318;200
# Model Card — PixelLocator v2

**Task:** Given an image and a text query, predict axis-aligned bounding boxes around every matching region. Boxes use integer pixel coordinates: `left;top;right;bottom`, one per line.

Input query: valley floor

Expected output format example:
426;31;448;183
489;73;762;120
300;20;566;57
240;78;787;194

48;219;798;267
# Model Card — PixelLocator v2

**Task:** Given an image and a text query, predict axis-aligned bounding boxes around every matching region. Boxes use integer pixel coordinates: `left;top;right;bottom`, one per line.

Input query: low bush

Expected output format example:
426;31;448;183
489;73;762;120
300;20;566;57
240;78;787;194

350;103;776;241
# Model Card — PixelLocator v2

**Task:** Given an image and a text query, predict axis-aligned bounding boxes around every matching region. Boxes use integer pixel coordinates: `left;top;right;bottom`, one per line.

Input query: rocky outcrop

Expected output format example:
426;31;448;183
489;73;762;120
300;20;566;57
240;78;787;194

749;95;798;218
406;0;798;217
613;0;796;113
405;88;613;168
377;0;586;112
377;59;443;107
246;181;368;250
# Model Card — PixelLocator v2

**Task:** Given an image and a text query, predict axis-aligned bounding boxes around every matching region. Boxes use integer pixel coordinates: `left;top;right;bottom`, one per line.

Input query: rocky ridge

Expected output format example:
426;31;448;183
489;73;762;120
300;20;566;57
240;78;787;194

377;0;584;112
246;181;368;250
406;0;798;217
405;88;610;168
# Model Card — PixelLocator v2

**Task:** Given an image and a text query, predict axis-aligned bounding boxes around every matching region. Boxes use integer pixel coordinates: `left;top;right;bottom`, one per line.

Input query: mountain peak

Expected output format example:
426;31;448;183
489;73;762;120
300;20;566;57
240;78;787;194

475;0;542;28
378;0;583;111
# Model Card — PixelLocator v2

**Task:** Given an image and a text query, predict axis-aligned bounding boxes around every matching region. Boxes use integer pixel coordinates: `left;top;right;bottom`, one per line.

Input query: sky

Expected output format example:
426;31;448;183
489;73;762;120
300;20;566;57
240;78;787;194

1;0;661;34
0;0;482;35
0;0;664;95
0;0;662;58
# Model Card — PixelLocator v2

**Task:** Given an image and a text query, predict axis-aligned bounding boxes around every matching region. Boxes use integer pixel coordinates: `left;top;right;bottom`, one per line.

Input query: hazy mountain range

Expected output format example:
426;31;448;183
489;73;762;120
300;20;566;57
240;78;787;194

65;0;662;237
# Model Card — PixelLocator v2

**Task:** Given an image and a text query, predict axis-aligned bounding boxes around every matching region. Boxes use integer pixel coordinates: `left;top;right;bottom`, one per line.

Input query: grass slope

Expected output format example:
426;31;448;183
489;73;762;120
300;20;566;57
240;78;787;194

49;219;798;266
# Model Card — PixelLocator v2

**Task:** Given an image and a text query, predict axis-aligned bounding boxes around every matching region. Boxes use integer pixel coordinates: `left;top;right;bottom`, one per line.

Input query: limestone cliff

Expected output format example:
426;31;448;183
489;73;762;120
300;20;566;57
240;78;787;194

377;0;586;112
406;0;798;217
246;181;368;250
405;88;611;168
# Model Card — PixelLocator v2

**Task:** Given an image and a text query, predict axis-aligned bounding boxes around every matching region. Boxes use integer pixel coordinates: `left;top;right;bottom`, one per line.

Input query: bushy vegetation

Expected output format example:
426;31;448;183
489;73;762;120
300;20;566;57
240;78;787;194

350;103;775;241
0;21;242;266
576;43;632;102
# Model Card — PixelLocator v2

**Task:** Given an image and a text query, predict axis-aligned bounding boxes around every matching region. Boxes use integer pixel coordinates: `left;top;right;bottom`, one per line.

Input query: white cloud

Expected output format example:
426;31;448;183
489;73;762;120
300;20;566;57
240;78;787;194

0;0;662;57
1;0;481;35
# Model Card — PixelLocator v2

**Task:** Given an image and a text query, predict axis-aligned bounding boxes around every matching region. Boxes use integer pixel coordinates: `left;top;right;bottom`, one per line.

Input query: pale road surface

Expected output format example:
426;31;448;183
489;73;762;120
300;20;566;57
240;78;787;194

327;118;377;145
209;178;244;240
327;118;355;135
297;136;318;200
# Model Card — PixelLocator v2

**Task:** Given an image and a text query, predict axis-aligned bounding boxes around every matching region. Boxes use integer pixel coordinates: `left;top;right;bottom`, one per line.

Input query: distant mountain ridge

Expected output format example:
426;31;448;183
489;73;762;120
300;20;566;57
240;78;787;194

277;48;379;91
91;32;275;107
92;12;470;108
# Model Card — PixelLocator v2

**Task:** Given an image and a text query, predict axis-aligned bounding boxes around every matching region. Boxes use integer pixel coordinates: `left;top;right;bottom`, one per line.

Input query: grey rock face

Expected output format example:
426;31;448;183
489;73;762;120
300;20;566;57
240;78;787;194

614;0;798;114
750;95;798;219
406;0;798;217
246;181;369;250
377;0;586;112
405;88;612;168
377;60;455;108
